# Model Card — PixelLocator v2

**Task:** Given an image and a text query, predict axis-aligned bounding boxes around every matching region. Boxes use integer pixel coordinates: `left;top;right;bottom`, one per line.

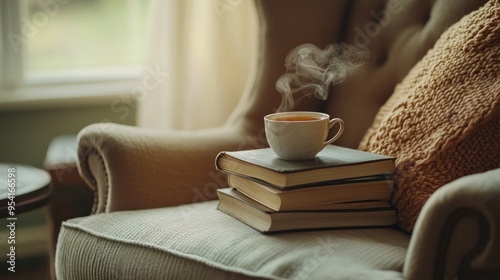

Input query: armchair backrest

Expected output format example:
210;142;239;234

325;0;488;147
230;0;487;149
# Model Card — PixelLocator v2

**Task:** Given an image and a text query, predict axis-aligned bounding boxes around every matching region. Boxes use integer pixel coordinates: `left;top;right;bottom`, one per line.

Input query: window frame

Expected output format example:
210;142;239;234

0;0;146;111
1;0;24;89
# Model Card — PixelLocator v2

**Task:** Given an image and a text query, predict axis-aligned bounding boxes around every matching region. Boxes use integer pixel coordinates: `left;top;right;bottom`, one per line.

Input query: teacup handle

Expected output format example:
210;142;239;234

323;118;344;147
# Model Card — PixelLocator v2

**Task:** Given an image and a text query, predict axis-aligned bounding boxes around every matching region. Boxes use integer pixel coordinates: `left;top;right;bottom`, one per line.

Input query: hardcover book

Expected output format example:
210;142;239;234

217;188;397;233
227;174;393;211
215;145;395;188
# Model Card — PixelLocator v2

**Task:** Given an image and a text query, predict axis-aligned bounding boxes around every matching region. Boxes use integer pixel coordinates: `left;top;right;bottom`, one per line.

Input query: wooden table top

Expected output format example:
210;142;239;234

0;163;52;218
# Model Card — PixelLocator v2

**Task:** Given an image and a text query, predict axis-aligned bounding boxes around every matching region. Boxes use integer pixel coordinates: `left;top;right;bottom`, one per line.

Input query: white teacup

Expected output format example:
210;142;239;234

264;111;344;161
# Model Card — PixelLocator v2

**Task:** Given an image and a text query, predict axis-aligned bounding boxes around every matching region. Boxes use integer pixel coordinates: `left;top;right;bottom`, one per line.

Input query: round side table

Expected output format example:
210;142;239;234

0;163;52;219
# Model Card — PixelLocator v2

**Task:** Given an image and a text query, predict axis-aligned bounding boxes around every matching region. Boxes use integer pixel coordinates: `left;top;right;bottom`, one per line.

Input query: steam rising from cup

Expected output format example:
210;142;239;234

275;43;369;112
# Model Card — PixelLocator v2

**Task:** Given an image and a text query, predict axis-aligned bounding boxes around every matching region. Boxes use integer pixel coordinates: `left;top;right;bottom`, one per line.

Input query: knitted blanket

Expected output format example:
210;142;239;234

359;0;500;233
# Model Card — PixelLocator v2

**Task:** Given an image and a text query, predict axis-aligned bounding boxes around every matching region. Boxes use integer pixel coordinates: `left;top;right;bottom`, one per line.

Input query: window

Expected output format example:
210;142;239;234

0;0;151;106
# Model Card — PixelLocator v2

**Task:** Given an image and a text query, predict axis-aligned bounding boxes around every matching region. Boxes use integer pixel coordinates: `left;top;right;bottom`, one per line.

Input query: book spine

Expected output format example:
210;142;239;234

214;151;226;171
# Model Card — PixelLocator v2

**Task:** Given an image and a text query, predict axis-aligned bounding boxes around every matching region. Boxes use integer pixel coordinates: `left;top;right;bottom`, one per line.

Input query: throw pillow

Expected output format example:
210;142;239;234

359;0;500;233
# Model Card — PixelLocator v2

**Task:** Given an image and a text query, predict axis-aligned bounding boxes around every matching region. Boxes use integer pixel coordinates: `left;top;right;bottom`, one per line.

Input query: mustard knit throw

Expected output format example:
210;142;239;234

359;0;500;233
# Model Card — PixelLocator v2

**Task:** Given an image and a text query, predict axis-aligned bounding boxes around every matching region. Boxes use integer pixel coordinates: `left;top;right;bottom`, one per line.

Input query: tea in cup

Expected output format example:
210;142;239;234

264;111;344;160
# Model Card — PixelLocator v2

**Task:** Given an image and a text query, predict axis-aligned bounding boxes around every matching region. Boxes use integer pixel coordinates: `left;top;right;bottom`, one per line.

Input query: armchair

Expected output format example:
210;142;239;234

55;0;499;279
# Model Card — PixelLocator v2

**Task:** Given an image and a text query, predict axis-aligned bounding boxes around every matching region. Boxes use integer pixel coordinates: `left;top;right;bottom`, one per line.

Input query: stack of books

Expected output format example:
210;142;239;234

215;145;397;233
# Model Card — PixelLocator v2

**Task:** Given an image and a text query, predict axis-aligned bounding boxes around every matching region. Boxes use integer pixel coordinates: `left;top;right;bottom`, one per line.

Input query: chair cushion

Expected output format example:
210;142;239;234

359;0;500;233
56;200;409;280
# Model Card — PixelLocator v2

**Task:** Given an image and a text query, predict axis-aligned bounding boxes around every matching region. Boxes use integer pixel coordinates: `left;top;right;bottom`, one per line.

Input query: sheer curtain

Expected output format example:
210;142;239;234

137;0;259;130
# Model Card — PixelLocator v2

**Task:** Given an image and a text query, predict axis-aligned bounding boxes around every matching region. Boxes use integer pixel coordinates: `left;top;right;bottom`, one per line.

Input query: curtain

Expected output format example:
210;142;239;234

137;0;259;130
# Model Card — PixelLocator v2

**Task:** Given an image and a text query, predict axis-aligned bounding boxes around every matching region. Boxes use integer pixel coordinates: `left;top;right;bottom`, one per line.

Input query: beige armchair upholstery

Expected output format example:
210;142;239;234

55;0;499;279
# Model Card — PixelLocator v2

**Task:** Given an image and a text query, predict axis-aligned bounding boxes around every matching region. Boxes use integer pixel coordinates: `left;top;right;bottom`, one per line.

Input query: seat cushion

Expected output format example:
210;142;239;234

56;200;409;280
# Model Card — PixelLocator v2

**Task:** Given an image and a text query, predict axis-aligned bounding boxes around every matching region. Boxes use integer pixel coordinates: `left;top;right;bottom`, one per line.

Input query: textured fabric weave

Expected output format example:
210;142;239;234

56;201;409;280
359;0;500;233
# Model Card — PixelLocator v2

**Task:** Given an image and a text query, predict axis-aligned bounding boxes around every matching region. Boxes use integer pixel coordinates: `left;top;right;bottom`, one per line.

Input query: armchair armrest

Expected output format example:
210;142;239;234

77;123;263;214
404;168;500;280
